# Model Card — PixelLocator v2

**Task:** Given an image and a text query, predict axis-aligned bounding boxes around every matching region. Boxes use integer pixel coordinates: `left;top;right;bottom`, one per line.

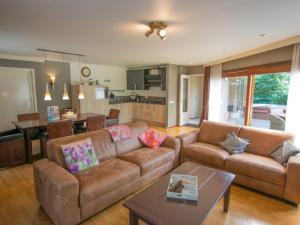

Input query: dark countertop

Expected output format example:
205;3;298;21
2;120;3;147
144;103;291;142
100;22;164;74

109;101;166;105
109;96;166;105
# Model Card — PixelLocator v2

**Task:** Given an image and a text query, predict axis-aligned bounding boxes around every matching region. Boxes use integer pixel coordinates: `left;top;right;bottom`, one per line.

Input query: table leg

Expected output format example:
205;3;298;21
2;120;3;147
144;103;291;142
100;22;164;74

223;185;231;212
24;128;33;163
129;210;138;225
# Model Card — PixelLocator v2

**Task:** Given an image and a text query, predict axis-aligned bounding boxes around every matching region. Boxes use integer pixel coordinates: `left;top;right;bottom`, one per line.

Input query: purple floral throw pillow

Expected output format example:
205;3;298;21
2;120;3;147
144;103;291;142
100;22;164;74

61;138;99;174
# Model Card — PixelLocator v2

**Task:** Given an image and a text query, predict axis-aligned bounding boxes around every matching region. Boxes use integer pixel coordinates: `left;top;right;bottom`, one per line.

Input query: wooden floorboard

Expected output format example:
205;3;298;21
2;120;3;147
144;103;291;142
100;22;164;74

0;126;300;225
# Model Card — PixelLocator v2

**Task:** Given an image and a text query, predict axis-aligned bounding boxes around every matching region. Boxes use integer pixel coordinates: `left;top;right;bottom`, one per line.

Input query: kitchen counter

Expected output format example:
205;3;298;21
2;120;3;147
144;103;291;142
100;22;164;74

109;96;166;105
109;101;165;105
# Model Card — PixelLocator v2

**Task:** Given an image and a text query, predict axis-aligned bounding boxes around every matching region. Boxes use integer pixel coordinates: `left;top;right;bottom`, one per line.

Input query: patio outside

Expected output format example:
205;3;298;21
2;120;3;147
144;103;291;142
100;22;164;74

221;72;290;131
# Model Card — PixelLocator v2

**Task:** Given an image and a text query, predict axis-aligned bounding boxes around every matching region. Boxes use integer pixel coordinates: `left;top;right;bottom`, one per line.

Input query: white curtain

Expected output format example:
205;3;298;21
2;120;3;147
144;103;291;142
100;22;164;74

285;44;300;145
208;64;222;122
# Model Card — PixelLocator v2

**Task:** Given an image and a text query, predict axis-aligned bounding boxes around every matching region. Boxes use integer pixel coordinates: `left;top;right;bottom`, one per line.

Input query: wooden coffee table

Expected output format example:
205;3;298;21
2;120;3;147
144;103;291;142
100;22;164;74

123;162;235;225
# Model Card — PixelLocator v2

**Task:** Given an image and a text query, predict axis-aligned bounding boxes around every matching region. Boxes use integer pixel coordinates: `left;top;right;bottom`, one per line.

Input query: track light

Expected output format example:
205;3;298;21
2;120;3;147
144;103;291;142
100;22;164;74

145;29;154;37
157;29;167;40
62;83;69;100
44;83;52;101
145;21;167;40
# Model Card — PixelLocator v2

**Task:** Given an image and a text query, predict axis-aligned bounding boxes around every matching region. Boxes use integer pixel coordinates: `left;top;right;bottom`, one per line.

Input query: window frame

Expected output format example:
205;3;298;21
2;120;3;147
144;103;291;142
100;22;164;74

222;61;292;126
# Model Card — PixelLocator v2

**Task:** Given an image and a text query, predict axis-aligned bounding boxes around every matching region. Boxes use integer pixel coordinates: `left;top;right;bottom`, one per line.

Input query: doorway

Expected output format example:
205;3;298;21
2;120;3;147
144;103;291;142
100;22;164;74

179;74;204;127
0;67;37;132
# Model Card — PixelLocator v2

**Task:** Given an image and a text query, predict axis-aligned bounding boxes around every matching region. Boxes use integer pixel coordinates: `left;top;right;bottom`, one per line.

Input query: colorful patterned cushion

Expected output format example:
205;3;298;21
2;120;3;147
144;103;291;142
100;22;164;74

138;128;166;149
61;138;99;174
106;124;132;142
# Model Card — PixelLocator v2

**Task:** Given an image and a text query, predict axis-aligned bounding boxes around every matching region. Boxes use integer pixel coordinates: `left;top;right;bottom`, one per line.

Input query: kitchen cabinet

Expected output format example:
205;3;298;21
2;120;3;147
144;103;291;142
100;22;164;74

71;86;165;126
127;69;144;90
132;103;166;125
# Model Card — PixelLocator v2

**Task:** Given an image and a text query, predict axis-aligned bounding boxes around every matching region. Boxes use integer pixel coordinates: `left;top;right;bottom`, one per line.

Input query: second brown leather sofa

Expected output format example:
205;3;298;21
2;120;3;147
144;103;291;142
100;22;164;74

178;120;300;204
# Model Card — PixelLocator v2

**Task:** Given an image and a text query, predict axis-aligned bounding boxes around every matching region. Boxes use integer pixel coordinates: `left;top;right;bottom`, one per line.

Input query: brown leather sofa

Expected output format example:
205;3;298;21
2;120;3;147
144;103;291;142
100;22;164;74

33;122;180;225
178;120;300;204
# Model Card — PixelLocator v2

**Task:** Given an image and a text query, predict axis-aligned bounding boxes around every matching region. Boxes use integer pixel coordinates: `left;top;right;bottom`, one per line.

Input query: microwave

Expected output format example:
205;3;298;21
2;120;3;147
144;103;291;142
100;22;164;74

95;86;109;99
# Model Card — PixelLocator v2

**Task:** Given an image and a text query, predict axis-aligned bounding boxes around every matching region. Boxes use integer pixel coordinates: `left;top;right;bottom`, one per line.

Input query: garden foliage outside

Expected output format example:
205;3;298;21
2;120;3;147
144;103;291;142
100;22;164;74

253;73;290;105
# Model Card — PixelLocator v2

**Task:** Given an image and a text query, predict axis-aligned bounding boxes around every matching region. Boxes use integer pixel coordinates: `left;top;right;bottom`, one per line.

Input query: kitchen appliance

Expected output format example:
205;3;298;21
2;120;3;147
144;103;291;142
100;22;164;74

129;95;137;101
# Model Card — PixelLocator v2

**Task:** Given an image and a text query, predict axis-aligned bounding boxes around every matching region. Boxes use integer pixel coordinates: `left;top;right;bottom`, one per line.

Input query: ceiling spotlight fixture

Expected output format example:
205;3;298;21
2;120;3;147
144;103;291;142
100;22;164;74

145;21;167;40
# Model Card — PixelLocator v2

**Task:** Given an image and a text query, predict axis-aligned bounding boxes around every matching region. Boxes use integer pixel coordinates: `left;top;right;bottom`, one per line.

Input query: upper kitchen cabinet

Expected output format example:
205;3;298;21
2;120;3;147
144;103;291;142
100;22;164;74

127;69;144;90
144;67;166;90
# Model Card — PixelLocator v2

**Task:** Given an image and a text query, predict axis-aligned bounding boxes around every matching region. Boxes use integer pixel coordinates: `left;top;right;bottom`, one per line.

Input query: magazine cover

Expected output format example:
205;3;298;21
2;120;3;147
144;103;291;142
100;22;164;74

167;174;198;201
47;106;60;122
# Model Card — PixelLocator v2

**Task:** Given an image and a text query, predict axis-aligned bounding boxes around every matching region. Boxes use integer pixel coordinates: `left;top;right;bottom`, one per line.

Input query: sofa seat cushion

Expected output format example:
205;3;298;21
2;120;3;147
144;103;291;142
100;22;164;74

75;158;140;207
225;153;286;186
182;142;230;169
119;147;175;176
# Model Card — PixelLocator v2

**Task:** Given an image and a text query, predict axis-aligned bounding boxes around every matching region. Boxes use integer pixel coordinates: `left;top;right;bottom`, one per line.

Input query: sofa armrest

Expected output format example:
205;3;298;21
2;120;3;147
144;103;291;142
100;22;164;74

177;130;199;147
33;159;81;225
161;136;181;166
284;156;300;204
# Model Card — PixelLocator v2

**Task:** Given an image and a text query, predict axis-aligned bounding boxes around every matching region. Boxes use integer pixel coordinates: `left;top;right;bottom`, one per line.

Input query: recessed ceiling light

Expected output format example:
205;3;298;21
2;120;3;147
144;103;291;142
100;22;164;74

260;33;267;37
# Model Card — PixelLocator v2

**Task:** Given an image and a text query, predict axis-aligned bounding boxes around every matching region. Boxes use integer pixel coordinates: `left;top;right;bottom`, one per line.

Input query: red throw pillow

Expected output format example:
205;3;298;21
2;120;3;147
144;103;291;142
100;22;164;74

138;128;167;149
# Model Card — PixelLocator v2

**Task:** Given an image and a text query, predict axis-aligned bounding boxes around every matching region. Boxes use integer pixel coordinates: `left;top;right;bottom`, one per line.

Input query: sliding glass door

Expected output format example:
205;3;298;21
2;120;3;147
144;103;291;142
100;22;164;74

249;72;290;130
220;76;248;125
221;62;291;131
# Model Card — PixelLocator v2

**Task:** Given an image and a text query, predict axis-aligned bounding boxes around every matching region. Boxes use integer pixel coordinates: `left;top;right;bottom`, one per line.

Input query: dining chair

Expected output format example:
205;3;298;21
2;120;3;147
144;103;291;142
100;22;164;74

40;120;73;158
108;109;121;119
75;115;106;133
17;113;40;121
86;115;106;132
17;113;41;140
106;109;120;127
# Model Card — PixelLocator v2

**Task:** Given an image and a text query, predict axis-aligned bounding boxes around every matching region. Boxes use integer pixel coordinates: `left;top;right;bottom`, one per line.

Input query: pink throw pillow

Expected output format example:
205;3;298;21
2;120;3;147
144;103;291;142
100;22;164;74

106;125;132;142
138;128;166;149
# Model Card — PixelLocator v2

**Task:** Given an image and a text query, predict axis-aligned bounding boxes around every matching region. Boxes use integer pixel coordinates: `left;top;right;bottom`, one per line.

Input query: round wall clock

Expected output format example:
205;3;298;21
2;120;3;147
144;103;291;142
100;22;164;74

81;67;91;77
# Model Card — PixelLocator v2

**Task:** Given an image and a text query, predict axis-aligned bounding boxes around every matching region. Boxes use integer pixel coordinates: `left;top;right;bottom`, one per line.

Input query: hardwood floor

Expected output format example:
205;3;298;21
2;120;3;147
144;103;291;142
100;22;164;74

0;126;300;225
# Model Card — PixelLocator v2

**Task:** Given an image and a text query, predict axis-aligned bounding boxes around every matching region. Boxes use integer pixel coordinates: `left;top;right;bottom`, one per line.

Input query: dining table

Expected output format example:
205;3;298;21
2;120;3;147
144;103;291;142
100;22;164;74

12;113;109;163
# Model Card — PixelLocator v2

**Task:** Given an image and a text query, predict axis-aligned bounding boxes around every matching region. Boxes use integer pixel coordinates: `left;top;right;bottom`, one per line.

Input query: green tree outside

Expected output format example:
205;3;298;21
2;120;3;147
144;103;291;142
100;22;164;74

253;73;290;105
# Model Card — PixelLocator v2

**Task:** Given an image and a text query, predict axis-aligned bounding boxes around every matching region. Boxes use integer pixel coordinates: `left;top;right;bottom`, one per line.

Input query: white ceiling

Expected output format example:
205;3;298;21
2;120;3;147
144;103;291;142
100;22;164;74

1;0;300;67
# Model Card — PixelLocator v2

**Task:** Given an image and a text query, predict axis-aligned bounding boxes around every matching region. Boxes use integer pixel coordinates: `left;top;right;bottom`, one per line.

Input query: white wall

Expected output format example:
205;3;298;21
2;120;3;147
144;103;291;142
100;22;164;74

70;62;127;90
70;62;166;97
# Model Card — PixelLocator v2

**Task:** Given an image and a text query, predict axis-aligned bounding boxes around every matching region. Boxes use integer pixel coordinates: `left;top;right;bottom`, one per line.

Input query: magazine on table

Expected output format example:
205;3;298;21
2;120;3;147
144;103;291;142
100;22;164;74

167;174;198;201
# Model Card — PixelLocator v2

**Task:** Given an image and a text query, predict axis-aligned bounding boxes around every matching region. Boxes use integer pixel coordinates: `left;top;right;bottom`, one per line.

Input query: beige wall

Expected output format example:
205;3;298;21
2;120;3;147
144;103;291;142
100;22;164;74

187;65;204;74
222;45;293;71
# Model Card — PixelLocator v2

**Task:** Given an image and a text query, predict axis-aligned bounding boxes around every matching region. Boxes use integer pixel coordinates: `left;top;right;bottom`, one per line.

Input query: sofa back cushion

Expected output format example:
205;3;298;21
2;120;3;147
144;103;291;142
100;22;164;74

47;129;117;168
115;122;148;156
238;126;294;157
198;120;241;146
